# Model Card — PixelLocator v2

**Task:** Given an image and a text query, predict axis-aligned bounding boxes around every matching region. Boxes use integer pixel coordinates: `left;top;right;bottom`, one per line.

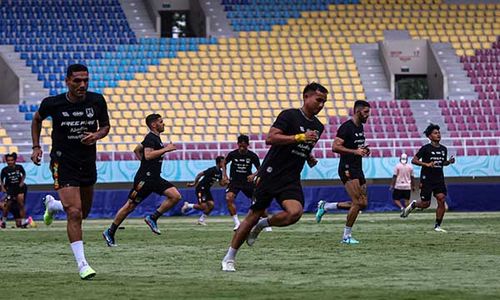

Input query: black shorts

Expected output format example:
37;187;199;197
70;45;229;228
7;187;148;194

6;184;28;197
339;167;366;186
196;186;214;203
392;189;411;200
50;158;96;190
226;181;254;199
4;196;21;218
128;176;175;204
250;178;304;211
420;181;447;202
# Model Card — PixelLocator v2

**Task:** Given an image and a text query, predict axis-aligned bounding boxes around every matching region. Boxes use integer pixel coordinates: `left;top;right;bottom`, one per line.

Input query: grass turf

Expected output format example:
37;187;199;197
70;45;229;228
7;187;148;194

1;212;499;300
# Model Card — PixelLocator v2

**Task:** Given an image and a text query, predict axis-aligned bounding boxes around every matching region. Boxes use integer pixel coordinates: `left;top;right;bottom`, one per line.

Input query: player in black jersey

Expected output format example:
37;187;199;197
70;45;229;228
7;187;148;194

222;134;261;230
103;114;181;246
181;156;226;225
401;123;455;232
325;100;371;244
1;152;33;228
221;82;327;272
31;64;110;280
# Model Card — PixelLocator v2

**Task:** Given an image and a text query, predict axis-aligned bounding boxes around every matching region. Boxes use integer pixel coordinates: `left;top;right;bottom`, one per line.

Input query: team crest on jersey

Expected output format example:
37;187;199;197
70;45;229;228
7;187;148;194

85;108;94;118
300;126;305;132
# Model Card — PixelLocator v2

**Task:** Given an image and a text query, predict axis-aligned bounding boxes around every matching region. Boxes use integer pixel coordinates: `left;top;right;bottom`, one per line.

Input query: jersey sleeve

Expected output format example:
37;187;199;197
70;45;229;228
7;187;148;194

271;110;292;132
19;165;26;177
224;151;234;165
415;145;426;159
251;152;261;169
141;134;156;149
0;168;6;183
336;122;348;140
97;96;110;128
37;98;52;120
393;165;399;176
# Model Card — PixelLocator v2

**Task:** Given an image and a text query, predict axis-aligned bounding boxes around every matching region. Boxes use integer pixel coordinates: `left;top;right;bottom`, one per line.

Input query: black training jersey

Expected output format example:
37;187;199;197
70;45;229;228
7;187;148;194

135;132;165;180
258;109;324;185
38;92;110;164
415;143;448;183
225;149;260;183
336;119;366;171
1;165;25;189
198;166;223;189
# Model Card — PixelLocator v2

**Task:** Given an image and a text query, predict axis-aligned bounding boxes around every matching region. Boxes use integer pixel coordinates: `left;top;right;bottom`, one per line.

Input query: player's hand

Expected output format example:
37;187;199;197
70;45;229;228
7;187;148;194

304;130;319;143
164;142;176;152
307;156;318;168
448;156;455;164
354;147;369;157
186;182;195;187
426;161;435;168
247;174;256;183
81;132;99;145
361;145;371;156
219;179;228;187
31;148;43;166
389;185;394;191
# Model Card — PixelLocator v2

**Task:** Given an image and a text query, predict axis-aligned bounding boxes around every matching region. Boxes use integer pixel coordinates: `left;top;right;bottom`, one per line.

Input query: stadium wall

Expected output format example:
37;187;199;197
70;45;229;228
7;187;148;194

13;156;500;185
16;183;500;221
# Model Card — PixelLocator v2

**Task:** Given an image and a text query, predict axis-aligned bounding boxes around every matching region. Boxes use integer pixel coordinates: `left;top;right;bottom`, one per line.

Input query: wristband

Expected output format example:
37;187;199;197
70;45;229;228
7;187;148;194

32;145;41;150
294;133;306;143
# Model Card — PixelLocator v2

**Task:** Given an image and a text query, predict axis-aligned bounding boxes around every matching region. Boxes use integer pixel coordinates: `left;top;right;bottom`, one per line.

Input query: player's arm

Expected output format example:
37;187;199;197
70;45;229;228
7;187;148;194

411;155;434;168
390;175;396;190
143;142;176;160
19;167;26;187
222;155;230;182
247;154;261;182
187;171;204;187
0;173;6;193
30;111;44;165
332;137;367;156
265;127;317;146
410;175;416;191
133;144;143;160
81;125;110;145
307;154;318;168
443;155;455;166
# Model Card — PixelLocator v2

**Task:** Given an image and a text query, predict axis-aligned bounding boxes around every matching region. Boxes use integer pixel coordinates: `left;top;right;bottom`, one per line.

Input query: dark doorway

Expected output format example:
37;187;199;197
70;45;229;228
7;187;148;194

160;10;192;38
395;75;428;100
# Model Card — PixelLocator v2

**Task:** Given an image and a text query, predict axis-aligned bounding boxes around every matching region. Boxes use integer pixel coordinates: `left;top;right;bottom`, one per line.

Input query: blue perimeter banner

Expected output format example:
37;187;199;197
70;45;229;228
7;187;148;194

9;156;500;185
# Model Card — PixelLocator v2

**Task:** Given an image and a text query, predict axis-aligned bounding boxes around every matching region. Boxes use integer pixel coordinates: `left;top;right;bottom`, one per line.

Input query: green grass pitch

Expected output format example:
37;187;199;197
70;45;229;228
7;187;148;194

1;212;499;299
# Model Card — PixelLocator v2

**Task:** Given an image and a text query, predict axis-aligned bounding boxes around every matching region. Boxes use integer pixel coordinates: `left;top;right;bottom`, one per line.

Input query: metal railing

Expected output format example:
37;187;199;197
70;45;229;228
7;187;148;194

3;136;499;162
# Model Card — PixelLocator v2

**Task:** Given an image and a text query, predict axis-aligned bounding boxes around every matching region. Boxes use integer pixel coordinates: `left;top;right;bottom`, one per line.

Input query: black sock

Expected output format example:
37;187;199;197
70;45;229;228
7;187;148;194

151;210;162;221
109;223;119;235
435;219;442;227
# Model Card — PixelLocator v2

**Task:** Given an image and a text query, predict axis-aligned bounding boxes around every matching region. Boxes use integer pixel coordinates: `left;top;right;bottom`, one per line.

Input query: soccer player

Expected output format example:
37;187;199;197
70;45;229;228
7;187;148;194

102;113;181;247
31;64;110;279
221;82;327;272
315;199;352;223
328;100;371;244
222;134;260;230
401;123;455;232
181;156;226;225
1;152;33;228
390;153;415;211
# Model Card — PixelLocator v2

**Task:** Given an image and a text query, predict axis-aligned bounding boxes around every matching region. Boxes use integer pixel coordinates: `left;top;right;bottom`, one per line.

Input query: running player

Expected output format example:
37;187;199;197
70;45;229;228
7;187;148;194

327;100;371;244
181;156;226;225
1;152;33;227
222;134;260;230
221;82;327;272
31;64;110;279
390;153;415;211
102;113;182;247
401;123;455;232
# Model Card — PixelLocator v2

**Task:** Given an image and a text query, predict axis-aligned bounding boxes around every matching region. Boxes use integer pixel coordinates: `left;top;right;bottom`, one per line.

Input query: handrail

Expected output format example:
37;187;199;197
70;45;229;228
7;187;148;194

3;136;499;162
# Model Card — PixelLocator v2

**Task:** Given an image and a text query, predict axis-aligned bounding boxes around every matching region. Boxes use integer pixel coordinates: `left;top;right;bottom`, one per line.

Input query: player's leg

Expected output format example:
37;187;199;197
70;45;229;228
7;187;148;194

0;199;7;228
393;189;405;210
16;193;26;221
342;179;367;244
58;186;95;279
401;185;431;218
222;208;265;271
434;192;447;232
103;199;138;246
226;190;240;230
267;200;303;227
145;184;181;234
